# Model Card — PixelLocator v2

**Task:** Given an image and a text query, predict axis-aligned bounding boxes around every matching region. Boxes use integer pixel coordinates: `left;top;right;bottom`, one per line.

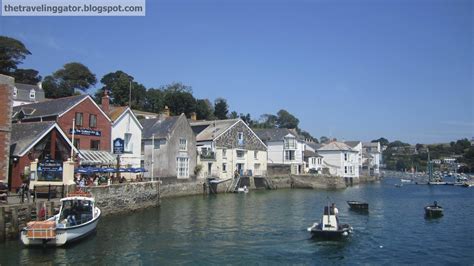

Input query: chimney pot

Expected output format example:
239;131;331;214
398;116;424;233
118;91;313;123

101;90;110;113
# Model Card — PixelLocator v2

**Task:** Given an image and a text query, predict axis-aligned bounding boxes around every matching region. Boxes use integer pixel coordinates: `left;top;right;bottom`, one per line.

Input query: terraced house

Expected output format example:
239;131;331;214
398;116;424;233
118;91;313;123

190;119;267;180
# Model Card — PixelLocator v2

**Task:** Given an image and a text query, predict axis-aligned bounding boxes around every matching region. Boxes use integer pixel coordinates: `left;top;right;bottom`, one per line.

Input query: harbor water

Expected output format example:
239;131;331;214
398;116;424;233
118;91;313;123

1;177;473;265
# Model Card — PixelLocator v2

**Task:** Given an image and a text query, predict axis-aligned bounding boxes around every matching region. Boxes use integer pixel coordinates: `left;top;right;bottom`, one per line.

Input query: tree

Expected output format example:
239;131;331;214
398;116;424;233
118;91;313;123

298;130;318;143
254;114;278;129
239;113;252;125
276;109;299;129
0;36;31;74
12;68;41;84
43;62;96;98
95;70;147;109
195;99;214;120
229;111;238;119
320;136;330;144
143;88;164;113
214;98;229;119
372;137;389;147
162;82;196;116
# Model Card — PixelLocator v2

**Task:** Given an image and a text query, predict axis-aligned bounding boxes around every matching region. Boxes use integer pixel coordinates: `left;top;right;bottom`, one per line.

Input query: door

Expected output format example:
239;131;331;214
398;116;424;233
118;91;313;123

208;163;212;177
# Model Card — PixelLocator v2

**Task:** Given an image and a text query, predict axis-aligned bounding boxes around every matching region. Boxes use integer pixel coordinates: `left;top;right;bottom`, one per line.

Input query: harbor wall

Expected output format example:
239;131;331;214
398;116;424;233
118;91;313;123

266;175;347;189
89;181;160;216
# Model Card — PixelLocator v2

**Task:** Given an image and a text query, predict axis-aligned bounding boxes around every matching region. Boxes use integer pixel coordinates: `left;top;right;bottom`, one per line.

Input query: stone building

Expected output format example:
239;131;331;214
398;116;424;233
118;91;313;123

0;75;14;184
141;113;197;180
12;82;45;107
191;119;267;179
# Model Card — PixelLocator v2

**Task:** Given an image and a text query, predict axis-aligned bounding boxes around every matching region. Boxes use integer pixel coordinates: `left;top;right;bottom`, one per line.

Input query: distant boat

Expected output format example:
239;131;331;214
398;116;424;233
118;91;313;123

347;201;369;210
425;201;443;218
401;179;412;183
395;184;403;188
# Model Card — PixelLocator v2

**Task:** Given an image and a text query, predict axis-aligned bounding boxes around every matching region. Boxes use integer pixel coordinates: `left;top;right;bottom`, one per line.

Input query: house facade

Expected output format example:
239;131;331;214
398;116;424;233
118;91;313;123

317;141;359;178
362;142;381;175
191;119;267;179
255;128;304;174
345;141;363;173
9;122;77;189
13;94;114;166
141;114;196;179
12;82;46;107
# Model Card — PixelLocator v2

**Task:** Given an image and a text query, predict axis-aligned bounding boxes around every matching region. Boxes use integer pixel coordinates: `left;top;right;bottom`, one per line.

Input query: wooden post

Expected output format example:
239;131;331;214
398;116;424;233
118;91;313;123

26;204;32;222
0;207;5;241
11;207;19;238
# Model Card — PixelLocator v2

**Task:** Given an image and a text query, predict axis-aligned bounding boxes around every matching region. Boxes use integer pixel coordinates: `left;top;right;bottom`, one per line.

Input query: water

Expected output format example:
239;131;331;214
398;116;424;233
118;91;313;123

1;177;474;265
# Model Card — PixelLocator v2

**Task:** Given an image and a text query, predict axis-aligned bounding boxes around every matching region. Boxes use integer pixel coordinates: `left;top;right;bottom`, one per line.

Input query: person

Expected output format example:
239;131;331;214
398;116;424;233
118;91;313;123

234;170;240;179
433;201;438;207
331;203;339;216
20;179;29;203
119;176;126;183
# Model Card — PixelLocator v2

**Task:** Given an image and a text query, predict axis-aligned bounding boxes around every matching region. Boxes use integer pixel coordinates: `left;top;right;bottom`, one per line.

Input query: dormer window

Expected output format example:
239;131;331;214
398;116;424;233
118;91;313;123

284;137;297;149
13;87;17;98
29;89;35;99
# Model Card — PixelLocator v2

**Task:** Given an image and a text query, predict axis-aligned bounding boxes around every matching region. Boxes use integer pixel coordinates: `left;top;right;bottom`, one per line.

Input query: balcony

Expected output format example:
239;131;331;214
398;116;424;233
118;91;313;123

200;151;216;160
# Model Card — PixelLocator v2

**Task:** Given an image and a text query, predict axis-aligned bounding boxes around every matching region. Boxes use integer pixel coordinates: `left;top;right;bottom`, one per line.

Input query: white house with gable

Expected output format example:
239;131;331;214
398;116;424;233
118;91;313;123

317;141;359;178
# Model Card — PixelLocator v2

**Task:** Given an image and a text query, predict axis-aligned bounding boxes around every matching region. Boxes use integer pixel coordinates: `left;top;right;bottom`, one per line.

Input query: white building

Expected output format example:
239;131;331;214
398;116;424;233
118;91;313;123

191;119;267;179
345;141;363;173
256;128;305;174
317;141;359;178
13;83;46;107
362;142;382;175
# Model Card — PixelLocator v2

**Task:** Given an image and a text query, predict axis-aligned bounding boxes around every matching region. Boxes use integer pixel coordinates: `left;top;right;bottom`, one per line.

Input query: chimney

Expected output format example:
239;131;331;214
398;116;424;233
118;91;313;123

163;106;170;117
101;90;110;113
190;112;197;121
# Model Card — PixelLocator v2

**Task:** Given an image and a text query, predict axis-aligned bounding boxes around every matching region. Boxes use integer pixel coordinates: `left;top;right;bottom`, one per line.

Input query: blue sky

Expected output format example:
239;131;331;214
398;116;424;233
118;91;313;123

1;0;472;144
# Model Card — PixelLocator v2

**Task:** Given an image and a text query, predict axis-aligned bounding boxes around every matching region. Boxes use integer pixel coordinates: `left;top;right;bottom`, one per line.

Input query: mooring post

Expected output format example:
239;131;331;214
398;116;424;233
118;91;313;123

0;207;5;241
26;204;32;222
11;207;19;238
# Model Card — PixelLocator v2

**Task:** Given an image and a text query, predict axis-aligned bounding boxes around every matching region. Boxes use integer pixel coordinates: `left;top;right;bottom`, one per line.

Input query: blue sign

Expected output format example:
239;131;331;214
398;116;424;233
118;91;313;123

70;128;101;136
113;138;125;154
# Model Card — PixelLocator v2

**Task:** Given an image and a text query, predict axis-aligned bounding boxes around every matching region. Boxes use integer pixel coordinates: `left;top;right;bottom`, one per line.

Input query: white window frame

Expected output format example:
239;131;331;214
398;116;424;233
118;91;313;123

284;137;297;149
237;150;245;158
176;157;189;178
237;132;244;145
179;138;187;151
222;163;227;173
285;150;295;161
13;87;17;98
254;151;258;160
222;148;227;159
29;89;35;99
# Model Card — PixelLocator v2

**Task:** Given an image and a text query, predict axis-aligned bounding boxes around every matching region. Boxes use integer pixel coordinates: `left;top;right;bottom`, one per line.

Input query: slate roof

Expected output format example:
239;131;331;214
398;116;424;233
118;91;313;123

14;83;46;103
318;141;354;151
306;142;323;150
254;128;299;142
10;121;56;156
303;150;322;158
140;115;180;139
190;119;239;142
13;94;88;120
344;141;361;148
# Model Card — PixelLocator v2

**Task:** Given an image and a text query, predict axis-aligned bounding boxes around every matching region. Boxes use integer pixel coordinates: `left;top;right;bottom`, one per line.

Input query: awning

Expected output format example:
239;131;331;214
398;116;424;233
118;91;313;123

79;150;116;166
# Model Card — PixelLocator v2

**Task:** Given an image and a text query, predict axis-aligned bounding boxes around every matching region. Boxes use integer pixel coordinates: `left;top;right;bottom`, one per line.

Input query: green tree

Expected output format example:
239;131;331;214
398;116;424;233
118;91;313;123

12;69;41;84
239;113;252;125
143;88;164;113
214;98;229;119
43;62;96;98
298;129;318;143
276;109;299;129
0;36;31;74
195;99;214;120
372;137;389;147
162;82;196;116
320;136;330;144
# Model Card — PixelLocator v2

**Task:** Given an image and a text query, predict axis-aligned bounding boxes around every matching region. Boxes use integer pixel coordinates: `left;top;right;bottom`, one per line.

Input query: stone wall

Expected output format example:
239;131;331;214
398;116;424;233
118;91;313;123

88;181;160;216
266;174;347;190
215;120;266;151
0;75;13;183
267;164;291;177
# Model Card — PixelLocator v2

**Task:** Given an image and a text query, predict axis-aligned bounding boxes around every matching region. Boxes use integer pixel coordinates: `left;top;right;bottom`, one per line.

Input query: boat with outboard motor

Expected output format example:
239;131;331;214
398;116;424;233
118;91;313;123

425;201;443;218
21;191;101;246
347;200;369;211
307;203;352;239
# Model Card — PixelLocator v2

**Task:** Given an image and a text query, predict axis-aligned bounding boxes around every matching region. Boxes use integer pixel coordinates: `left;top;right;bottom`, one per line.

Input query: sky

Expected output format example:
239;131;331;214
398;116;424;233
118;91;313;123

0;0;472;144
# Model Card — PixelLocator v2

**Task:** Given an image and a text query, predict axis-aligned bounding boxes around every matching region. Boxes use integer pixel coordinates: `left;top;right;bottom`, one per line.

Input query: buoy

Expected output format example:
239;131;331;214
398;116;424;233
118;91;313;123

380;245;383;248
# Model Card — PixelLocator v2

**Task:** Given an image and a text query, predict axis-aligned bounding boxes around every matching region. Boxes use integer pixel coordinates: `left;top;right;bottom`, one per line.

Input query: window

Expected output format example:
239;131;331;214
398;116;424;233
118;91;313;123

222;163;227;172
74;138;80;149
285;150;295;161
90;140;100;150
222;149;227;159
254;151;258;160
29;89;35;99
176;157;189;178
89;114;97;128
179;138;187;151
284;137;297;149
13;87;17;98
344;166;348;174
344;153;348;161
237;132;244;146
237;150;245;158
154;139;161;149
125;133;132;152
75;112;83;126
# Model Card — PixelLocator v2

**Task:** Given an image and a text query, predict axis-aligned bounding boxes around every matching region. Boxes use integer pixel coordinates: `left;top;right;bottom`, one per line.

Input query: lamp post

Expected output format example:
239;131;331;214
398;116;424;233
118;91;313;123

151;134;155;182
70;118;75;159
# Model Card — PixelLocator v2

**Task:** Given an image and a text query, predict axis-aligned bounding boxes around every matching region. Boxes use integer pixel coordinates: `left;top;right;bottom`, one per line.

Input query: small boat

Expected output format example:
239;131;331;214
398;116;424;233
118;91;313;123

401;179;412;183
347;201;369;210
237;186;249;193
21;191;101;246
307;204;352;239
425;201;443;218
428;181;447;185
395;184;403;188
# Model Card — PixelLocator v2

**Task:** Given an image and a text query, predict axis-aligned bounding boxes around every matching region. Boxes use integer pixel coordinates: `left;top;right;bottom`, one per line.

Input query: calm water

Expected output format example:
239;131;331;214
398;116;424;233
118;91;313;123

1;177;474;265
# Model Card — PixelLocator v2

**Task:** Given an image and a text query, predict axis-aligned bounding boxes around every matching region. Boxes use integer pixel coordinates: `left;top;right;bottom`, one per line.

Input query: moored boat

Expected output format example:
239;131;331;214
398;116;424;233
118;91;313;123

347;201;369;210
425;201;443;218
307;204;352;239
21;191;101;246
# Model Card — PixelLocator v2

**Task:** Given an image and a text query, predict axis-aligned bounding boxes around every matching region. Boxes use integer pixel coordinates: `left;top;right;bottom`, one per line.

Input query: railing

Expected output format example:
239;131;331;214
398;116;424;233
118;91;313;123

200;152;216;160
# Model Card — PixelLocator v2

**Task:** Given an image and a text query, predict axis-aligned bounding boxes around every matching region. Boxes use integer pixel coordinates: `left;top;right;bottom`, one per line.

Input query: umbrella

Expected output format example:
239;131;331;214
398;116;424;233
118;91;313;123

100;167;116;173
132;167;148;173
75;168;89;174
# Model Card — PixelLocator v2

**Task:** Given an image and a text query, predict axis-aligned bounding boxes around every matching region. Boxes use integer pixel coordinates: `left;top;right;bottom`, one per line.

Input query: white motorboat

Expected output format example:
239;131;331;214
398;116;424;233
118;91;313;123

237;186;249;193
21;191;101;246
307;204;352;239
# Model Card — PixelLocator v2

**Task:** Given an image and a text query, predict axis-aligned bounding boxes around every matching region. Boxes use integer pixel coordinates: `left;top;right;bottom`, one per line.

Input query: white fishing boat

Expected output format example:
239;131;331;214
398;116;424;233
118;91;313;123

237;186;249;193
307;203;352;239
21;191;101;247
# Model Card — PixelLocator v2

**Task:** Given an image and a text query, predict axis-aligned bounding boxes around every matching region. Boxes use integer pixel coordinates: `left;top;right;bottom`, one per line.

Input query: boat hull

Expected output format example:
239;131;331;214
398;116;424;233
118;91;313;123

308;223;352;239
424;206;443;218
347;201;369;210
21;208;101;246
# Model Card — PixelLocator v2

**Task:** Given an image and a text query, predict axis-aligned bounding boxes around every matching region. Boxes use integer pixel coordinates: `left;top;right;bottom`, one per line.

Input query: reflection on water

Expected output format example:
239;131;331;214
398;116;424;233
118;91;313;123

2;178;474;265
